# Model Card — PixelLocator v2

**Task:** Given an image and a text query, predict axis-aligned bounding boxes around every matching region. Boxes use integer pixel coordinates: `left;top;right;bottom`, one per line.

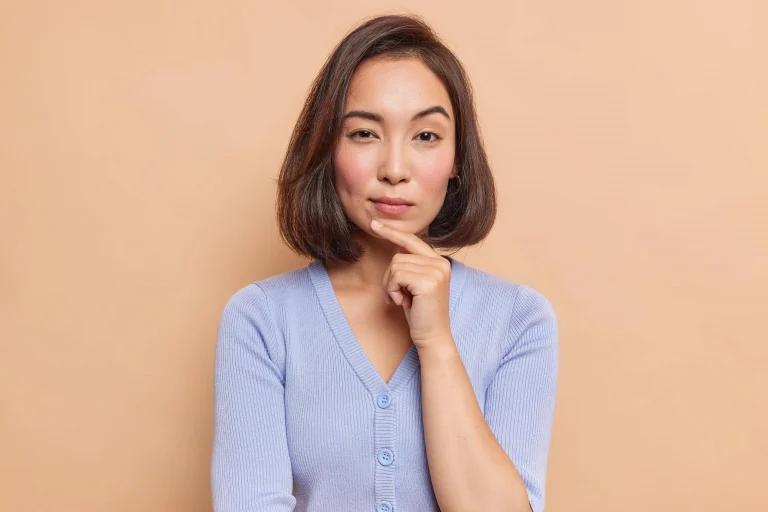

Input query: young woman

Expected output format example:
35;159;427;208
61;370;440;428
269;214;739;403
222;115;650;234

211;14;558;512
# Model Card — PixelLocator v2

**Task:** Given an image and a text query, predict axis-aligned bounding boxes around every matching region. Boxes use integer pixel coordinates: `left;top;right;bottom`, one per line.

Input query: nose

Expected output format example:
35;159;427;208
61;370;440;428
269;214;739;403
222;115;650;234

378;141;410;184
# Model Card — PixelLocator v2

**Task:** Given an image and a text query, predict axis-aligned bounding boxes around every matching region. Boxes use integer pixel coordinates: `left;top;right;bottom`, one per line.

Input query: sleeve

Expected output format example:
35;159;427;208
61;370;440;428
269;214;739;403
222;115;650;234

483;285;559;512
210;283;296;512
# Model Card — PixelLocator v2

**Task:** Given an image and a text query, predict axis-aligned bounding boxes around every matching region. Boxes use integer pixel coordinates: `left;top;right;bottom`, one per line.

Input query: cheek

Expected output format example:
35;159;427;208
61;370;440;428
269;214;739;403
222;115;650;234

333;145;374;196
415;149;455;197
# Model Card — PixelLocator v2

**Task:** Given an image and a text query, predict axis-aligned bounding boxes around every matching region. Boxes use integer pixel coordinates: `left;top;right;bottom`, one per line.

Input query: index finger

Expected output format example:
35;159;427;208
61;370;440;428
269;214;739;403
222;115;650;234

370;219;436;258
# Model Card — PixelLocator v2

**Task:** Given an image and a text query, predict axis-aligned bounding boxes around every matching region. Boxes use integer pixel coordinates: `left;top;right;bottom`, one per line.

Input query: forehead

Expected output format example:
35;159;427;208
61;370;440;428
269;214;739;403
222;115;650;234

345;56;453;118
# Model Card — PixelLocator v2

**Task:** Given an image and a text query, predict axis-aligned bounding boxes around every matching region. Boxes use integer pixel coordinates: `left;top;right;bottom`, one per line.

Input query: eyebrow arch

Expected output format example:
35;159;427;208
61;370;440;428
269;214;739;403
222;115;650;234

342;105;451;123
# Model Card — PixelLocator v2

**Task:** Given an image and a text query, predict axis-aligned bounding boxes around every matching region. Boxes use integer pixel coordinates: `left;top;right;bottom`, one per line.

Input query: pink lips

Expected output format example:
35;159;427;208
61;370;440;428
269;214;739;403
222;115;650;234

372;201;412;214
370;196;413;215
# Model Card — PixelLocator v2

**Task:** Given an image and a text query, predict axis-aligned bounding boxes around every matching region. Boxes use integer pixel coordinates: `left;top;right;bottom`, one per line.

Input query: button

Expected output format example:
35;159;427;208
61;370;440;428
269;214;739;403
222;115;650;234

377;392;392;409
377;448;394;466
377;501;393;512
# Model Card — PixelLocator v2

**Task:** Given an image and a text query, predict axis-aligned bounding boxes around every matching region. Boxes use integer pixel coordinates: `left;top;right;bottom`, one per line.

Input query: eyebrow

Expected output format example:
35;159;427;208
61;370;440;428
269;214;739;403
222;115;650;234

342;105;451;123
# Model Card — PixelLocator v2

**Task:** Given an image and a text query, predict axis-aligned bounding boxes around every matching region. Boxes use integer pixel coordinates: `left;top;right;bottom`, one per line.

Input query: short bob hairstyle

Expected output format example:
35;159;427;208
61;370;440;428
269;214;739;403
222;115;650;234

276;13;497;267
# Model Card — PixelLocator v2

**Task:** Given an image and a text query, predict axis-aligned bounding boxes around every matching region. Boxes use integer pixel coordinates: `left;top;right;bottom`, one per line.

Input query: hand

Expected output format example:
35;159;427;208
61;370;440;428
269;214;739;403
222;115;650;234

370;219;453;350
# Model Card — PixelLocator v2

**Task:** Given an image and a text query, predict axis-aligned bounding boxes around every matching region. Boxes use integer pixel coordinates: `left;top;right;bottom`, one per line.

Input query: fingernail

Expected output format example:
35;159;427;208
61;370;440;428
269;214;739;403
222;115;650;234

371;219;383;229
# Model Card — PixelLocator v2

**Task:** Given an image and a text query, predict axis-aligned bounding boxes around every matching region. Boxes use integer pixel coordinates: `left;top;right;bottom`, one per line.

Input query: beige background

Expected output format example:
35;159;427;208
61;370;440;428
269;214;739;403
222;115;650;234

1;1;766;510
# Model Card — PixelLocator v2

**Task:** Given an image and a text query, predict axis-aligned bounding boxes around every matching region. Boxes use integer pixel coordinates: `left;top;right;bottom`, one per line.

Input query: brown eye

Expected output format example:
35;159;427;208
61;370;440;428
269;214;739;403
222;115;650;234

416;131;440;143
350;130;376;140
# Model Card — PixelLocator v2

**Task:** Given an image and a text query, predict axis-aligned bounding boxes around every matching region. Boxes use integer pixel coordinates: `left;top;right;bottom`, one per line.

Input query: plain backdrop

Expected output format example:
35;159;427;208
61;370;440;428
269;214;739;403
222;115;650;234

1;1;766;511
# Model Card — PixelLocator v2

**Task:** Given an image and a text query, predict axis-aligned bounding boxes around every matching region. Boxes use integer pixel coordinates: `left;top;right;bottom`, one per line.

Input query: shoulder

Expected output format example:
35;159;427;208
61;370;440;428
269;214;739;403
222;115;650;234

222;263;312;311
508;283;557;331
217;265;314;370
460;264;556;320
218;263;313;336
460;263;557;350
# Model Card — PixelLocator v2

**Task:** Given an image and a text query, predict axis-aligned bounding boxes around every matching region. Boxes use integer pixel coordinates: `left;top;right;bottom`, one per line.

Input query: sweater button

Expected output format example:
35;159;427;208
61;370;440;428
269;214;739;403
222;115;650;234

377;501;393;512
377;391;392;409
377;448;394;466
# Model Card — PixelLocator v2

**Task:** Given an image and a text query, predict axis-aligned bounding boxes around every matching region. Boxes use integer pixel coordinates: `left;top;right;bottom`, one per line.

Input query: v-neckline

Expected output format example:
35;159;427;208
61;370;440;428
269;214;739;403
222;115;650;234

308;255;467;396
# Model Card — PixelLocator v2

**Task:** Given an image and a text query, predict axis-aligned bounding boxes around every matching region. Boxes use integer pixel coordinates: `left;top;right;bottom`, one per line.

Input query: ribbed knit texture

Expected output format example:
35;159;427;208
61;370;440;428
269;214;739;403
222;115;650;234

211;256;558;512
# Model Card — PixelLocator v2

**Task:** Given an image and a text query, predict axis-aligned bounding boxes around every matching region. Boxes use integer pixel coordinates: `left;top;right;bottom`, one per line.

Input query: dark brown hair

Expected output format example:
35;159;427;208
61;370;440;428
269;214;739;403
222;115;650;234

276;13;497;267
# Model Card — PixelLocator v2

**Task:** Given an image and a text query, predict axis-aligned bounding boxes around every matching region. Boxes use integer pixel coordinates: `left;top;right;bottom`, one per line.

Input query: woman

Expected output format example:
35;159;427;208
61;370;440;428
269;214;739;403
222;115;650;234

211;13;558;512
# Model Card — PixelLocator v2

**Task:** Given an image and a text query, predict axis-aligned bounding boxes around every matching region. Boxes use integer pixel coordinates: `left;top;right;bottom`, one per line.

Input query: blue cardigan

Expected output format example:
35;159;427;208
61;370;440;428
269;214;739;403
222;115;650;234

211;256;559;512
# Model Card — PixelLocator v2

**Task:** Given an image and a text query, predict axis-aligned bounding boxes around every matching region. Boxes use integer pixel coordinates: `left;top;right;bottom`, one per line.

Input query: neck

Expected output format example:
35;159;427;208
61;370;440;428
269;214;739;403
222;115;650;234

326;226;430;290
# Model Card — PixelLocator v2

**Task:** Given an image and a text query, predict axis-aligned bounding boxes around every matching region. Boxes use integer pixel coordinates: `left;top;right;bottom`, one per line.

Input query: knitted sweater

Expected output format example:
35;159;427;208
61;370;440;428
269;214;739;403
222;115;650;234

211;255;558;512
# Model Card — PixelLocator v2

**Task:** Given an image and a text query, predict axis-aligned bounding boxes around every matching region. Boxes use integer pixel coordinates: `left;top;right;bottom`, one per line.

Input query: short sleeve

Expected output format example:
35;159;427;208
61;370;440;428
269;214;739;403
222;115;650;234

210;284;296;511
483;285;559;512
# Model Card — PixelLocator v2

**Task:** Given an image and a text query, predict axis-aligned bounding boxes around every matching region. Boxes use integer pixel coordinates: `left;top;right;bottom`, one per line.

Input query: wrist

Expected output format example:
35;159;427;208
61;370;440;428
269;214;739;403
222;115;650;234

414;334;457;358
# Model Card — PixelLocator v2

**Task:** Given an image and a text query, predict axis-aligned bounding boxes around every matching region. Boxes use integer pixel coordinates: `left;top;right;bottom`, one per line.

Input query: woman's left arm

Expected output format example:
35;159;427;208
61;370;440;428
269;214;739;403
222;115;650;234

419;285;559;512
368;220;558;512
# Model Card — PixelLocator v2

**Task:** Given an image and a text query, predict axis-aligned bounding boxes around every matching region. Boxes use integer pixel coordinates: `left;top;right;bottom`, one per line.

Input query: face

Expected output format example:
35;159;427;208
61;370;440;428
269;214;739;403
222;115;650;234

333;56;456;240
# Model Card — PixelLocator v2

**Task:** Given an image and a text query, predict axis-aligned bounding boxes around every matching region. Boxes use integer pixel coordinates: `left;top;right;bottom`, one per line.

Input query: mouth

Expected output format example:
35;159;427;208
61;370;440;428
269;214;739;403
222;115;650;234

370;199;413;215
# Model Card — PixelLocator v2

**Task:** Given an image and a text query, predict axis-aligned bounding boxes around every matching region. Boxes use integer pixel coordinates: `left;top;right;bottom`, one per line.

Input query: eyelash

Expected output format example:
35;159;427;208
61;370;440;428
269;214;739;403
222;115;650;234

349;130;442;143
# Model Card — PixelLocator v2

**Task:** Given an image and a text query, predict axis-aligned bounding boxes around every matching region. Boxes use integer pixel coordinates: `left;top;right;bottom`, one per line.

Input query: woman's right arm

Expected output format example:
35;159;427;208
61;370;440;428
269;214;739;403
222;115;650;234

211;284;296;512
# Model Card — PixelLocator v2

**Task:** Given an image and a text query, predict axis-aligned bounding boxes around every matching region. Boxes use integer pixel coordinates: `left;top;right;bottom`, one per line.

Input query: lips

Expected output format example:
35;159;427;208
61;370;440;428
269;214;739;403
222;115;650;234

371;199;413;214
371;197;414;206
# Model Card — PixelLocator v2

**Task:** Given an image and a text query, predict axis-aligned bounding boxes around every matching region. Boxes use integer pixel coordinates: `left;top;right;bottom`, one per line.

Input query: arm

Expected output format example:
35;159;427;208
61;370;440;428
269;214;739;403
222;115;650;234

482;285;559;512
210;284;296;512
419;285;558;512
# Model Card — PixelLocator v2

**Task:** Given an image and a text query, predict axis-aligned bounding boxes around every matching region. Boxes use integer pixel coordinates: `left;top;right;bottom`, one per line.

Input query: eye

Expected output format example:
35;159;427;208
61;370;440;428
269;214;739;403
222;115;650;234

416;131;441;143
349;130;377;141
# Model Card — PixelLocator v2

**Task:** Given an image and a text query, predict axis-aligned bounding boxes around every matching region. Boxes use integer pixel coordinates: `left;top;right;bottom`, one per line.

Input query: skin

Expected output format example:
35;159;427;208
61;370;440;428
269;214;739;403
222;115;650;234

327;55;533;512
330;55;457;289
